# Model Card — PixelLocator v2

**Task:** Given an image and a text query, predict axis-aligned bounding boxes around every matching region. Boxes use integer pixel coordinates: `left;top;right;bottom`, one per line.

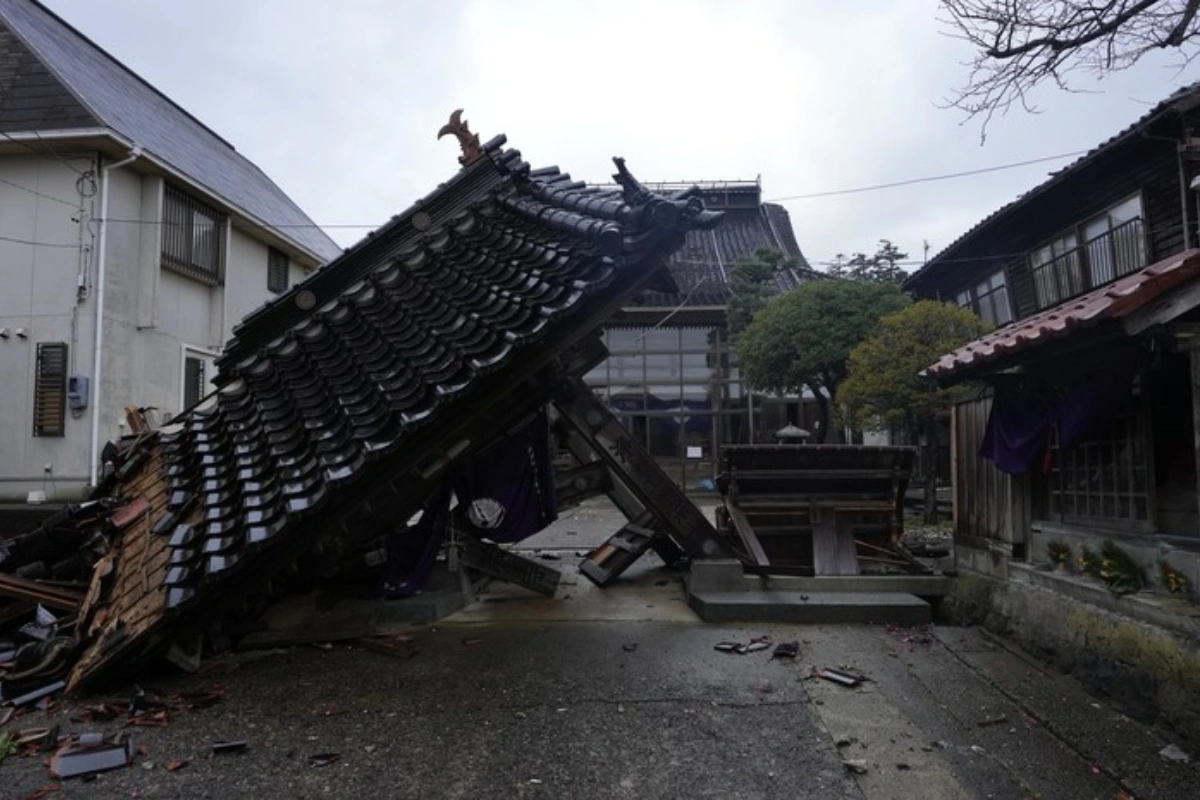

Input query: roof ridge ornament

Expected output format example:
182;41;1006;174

611;157;653;206
438;109;484;166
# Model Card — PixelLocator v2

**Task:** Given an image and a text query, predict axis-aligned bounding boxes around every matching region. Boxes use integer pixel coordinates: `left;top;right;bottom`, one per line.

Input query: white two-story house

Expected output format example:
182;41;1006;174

0;0;341;503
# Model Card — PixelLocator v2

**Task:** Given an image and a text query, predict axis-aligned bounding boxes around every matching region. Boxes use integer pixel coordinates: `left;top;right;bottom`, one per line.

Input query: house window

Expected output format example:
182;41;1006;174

183;355;207;410
33;342;68;437
1030;194;1146;309
162;184;226;284
1048;395;1149;528
1031;233;1084;308
268;247;288;294
1085;195;1146;285
974;271;1012;325
952;271;1012;326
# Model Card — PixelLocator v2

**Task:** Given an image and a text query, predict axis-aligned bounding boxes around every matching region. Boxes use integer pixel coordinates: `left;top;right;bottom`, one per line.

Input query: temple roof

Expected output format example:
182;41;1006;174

68;132;723;687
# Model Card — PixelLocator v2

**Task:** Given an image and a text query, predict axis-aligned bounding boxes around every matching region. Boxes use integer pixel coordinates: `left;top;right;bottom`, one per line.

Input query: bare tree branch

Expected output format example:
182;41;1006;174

940;1;1200;140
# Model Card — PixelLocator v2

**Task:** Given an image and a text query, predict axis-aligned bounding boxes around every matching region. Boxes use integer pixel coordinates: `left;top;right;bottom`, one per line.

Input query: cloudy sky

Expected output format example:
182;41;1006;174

44;0;1200;271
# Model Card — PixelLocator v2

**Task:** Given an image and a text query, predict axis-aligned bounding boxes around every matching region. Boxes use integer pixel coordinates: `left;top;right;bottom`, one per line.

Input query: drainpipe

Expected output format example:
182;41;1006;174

88;146;142;488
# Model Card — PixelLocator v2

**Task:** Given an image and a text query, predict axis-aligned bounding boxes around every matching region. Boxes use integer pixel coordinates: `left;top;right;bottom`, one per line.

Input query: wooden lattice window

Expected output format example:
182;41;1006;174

267;246;288;294
162;184;226;284
183;356;206;410
1048;399;1150;528
33;342;68;437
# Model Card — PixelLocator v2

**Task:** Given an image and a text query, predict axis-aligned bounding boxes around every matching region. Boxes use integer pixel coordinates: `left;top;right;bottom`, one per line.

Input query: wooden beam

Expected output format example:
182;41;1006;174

1124;276;1200;336
724;499;770;566
552;378;729;560
0;572;84;611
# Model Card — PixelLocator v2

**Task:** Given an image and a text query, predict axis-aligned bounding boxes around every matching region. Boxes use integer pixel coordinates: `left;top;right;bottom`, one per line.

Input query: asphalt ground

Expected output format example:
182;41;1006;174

2;499;1196;799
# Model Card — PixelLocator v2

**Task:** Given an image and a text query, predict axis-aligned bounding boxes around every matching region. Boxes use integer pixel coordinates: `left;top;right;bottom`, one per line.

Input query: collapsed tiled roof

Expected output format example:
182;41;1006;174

924;249;1200;380
0;0;341;262
68;137;722;688
905;80;1200;291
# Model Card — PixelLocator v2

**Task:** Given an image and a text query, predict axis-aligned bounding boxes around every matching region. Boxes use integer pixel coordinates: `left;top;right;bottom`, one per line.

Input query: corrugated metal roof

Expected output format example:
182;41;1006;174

925;249;1200;379
0;0;342;263
905;80;1200;290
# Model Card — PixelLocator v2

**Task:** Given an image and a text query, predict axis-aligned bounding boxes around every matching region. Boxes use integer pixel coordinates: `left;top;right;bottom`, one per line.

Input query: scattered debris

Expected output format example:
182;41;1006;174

976;715;1008;728
48;734;134;779
843;759;869;774
4;680;66;707
896;762;911;771
622;643;638;652
772;641;799;660
309;752;341;767
356;634;419;660
744;635;773;653
461;637;482;646
175;688;225;710
713;635;774;655
16;785;61;800
816;668;864;687
212;740;248;755
1159;743;1191;764
166;758;188;772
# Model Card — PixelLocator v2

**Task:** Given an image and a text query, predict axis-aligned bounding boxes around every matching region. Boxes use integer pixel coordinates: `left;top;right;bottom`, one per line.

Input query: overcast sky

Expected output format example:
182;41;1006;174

43;0;1200;271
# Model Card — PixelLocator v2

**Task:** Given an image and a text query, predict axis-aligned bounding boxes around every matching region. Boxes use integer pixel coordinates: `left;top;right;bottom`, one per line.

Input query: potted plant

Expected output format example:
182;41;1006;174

1047;540;1072;572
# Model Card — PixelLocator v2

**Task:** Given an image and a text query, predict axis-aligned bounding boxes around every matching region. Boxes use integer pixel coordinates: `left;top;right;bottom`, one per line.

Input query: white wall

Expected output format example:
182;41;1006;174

0;153;320;501
0;154;96;499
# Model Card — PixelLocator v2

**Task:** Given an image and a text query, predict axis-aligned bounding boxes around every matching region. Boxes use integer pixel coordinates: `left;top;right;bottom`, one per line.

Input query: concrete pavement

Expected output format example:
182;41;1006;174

2;498;1197;798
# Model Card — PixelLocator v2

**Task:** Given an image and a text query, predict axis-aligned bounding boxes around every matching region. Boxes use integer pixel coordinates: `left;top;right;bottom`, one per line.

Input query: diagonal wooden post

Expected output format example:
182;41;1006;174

552;377;730;560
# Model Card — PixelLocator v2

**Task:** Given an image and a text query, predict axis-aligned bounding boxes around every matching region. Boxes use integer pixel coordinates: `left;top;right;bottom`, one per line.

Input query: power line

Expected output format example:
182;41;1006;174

0;233;80;249
0;176;81;208
764;150;1090;202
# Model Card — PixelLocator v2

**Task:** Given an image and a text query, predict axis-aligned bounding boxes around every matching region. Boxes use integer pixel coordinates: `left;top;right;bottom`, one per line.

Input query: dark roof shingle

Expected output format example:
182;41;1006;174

68;138;723;686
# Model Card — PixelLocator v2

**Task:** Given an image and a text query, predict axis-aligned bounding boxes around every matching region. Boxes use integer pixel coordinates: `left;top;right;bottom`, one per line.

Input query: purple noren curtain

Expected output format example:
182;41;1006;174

979;354;1139;475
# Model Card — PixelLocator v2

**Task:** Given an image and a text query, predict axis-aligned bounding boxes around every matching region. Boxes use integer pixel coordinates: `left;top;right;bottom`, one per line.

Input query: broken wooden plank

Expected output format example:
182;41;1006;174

0;572;84;611
457;536;560;597
724;500;770;567
553;378;728;560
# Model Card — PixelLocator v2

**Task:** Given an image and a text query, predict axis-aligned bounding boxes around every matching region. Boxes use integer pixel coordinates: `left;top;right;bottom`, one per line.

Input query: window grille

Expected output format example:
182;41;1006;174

268;246;288;294
162;184;226;284
183;356;206;410
33;342;68;437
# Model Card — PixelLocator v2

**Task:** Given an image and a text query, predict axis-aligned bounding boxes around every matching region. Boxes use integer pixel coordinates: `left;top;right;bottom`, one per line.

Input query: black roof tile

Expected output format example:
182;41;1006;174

72;138;722;680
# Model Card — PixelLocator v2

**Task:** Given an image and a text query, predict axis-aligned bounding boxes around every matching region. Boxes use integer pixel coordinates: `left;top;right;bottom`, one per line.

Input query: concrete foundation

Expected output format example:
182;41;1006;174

943;565;1200;742
688;589;931;624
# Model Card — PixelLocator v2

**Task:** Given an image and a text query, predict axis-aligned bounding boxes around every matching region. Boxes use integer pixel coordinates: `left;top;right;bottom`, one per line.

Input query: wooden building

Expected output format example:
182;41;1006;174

586;180;817;490
905;82;1200;586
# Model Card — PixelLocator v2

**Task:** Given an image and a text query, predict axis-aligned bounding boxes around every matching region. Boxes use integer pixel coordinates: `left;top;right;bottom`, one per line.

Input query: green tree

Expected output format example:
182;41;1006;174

735;280;910;442
727;247;798;336
837;300;990;523
826;239;909;285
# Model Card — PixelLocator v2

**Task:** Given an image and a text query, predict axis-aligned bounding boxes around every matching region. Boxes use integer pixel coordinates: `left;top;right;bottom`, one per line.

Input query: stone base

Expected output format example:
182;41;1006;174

943;566;1200;742
688;589;930;625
